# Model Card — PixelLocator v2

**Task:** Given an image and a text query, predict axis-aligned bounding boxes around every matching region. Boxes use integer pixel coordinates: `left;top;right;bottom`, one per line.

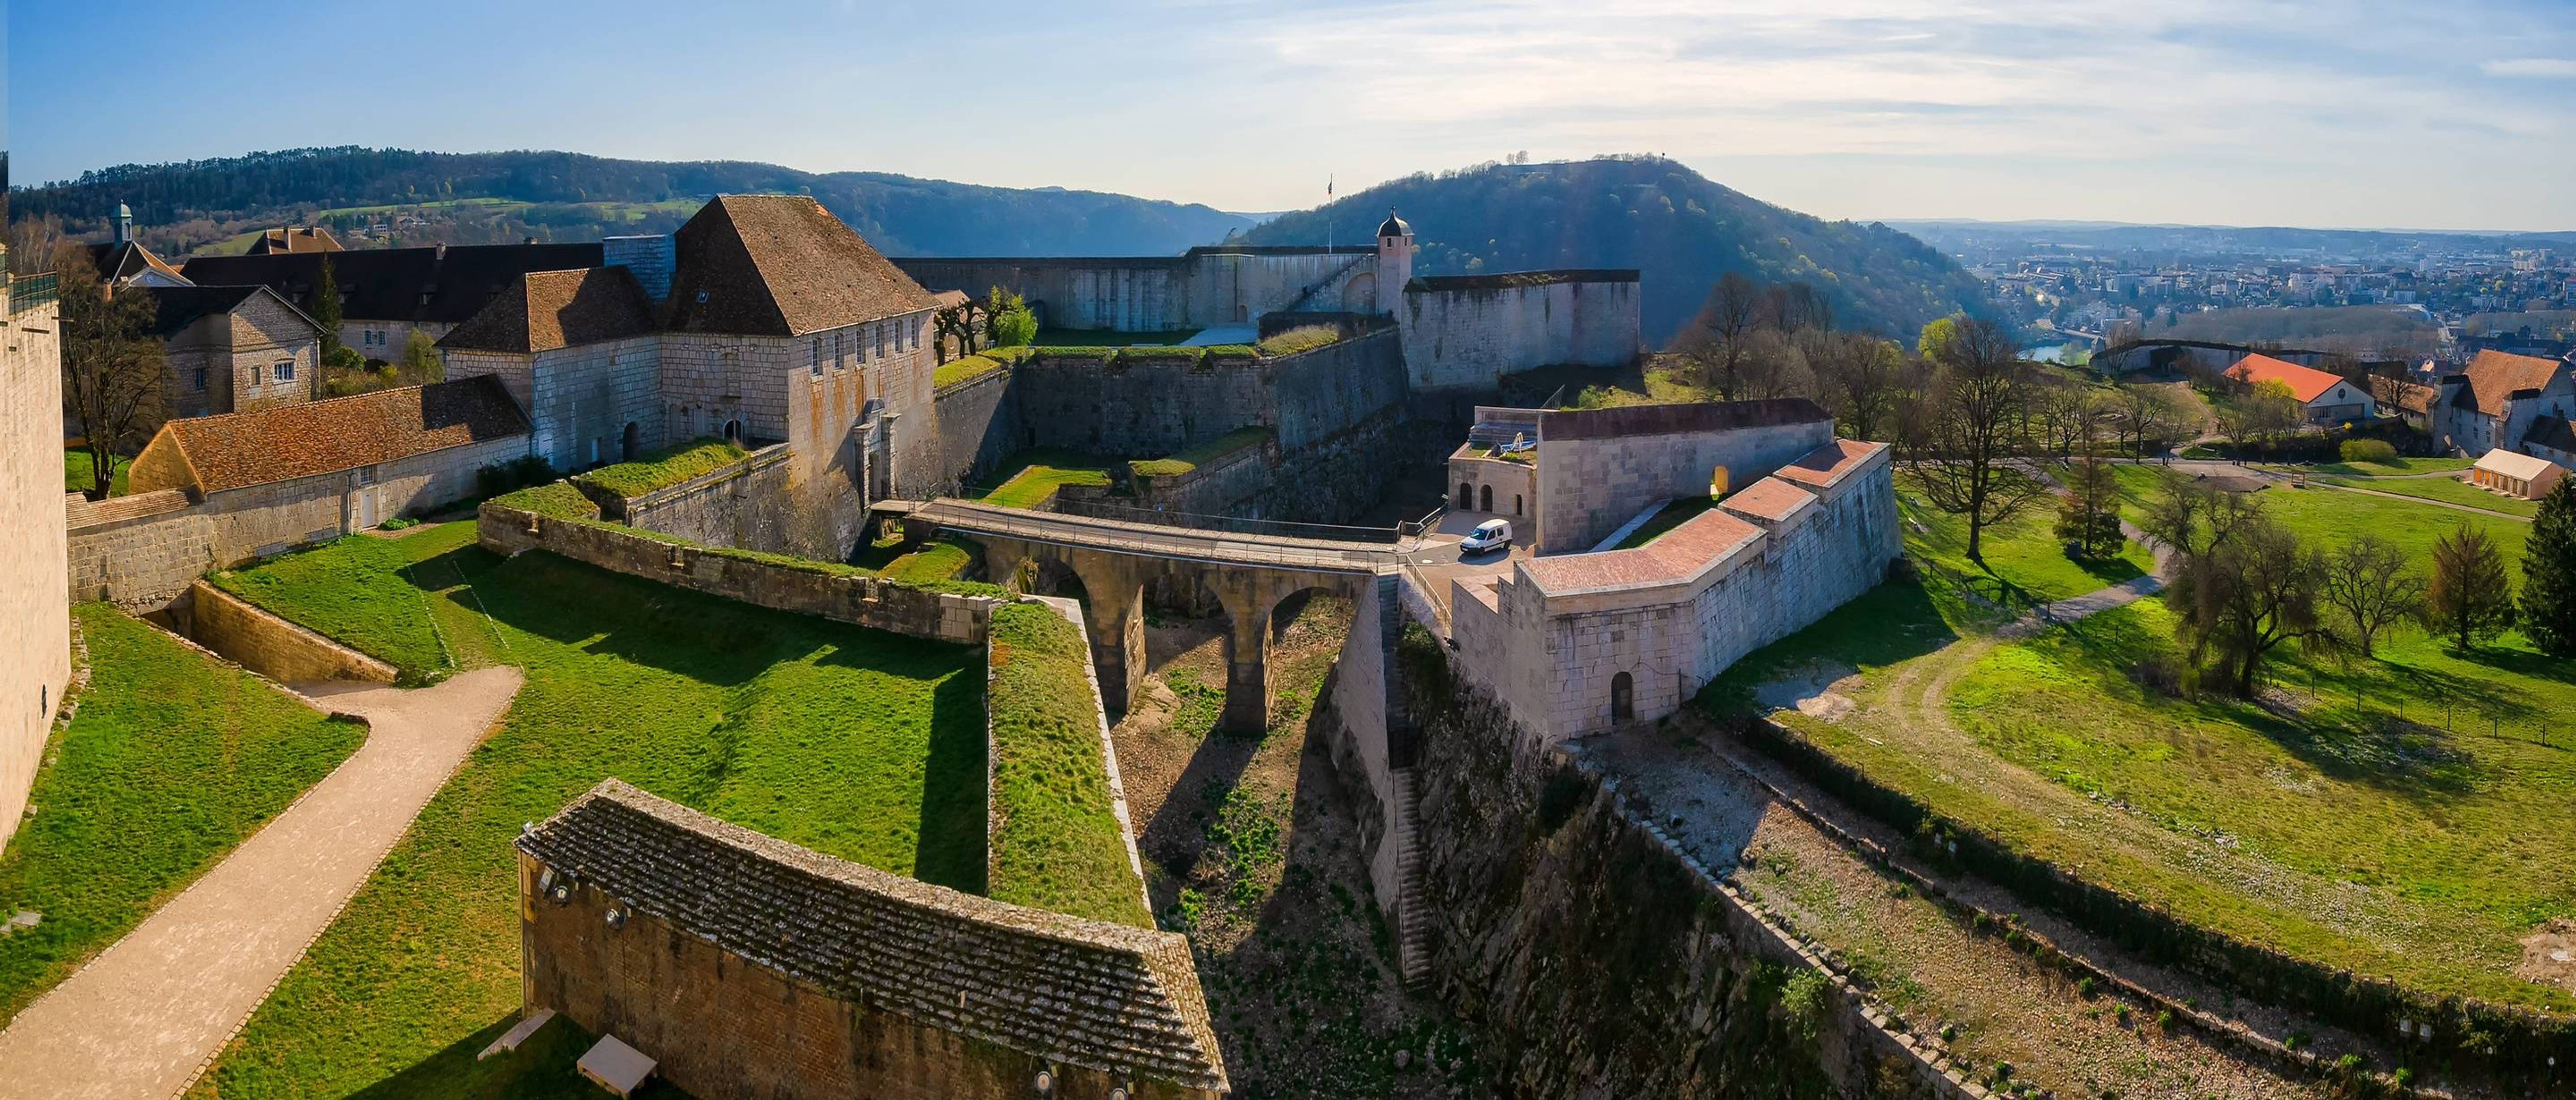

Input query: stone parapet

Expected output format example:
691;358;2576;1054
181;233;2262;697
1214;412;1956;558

187;581;398;686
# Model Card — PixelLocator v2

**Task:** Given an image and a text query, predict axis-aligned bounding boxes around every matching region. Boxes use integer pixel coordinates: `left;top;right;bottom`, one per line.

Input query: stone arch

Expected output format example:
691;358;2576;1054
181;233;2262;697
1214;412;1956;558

1611;671;1635;723
1514;493;1524;516
1346;271;1377;313
1457;481;1473;509
1480;485;1492;513
723;418;743;444
621;422;642;462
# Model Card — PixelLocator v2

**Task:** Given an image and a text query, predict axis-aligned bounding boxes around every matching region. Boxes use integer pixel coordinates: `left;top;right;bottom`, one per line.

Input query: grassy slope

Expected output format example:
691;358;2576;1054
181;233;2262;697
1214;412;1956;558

1899;471;2154;620
973;450;1116;509
0;607;364;1025
61;451;127;497
1611;496;1713;549
1131;428;1272;479
2313;473;2540;518
210;534;460;684
985;604;1152;928
197;522;986;1097
574;438;746;498
1713;471;2576;1009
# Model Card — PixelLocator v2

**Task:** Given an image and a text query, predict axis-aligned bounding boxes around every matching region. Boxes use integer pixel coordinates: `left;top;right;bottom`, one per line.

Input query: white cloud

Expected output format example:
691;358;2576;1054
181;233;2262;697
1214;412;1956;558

2483;57;2576;78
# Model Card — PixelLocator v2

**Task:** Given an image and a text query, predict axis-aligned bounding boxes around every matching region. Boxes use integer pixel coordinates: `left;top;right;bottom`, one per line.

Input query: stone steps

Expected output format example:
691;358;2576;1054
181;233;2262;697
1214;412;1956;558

1393;767;1431;987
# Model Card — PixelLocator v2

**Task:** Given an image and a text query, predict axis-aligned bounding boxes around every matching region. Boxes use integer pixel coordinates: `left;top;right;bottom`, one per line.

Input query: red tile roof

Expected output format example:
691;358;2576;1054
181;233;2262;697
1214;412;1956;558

1718;477;1816;522
1522;506;1763;592
439;267;657;353
2224;353;2345;403
145;376;530;494
1772;439;1886;490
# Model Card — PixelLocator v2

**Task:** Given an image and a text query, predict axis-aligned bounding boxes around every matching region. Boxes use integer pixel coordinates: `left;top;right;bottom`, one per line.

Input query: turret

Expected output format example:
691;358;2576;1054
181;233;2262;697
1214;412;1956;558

1374;208;1413;317
114;203;134;244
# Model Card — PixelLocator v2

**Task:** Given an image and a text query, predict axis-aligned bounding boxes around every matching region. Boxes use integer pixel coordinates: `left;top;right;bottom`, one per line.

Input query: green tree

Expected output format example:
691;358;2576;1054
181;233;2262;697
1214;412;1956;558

2054;454;2124;560
310;253;344;356
398;330;444;385
1915;315;1962;362
985;286;1038;348
2168;515;2323;696
2425;522;2516;651
2520;478;2576;657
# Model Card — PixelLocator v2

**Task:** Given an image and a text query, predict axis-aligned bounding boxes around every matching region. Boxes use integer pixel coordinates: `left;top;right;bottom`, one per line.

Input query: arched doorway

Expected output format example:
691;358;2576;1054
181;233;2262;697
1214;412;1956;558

1611;671;1634;722
1457;482;1473;509
621;422;641;461
1346;271;1377;313
723;419;743;444
1479;485;1492;512
1514;493;1523;516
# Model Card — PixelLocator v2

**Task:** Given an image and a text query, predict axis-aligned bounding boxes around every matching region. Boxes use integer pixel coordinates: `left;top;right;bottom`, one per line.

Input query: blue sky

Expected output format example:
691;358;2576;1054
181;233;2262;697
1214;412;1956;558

11;0;2575;229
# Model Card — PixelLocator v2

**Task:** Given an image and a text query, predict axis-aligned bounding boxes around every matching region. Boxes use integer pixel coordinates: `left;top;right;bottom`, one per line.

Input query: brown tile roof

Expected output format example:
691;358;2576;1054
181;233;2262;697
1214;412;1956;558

2225;353;2345;403
519;779;1228;1094
1521;506;1764;593
1718;477;1817;522
2370;374;2438;415
180;242;605;326
1539;398;1828;442
438;267;656;353
1771;439;1888;490
246;227;344;254
662;195;938;337
2456;350;2570;416
87;241;187;284
151;376;530;494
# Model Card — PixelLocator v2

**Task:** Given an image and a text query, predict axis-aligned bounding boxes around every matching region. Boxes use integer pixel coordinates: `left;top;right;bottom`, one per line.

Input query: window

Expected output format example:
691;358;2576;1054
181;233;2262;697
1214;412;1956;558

192;368;209;392
274;361;295;383
834;330;844;367
810;339;822;376
876;323;887;358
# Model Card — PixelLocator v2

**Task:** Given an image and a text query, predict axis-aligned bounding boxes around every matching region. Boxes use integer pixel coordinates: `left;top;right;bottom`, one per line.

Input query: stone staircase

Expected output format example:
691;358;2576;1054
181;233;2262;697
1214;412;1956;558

1392;765;1431;987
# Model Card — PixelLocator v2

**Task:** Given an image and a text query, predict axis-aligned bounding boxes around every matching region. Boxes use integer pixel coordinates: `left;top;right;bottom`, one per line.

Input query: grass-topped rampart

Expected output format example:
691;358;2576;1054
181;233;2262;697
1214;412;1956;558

572;437;748;499
984;602;1152;928
1130;428;1271;481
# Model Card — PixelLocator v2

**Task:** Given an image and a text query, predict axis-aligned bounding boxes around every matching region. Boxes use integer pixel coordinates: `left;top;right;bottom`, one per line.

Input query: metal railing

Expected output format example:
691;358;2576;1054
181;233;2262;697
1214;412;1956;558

8;273;58;315
914;498;1405;572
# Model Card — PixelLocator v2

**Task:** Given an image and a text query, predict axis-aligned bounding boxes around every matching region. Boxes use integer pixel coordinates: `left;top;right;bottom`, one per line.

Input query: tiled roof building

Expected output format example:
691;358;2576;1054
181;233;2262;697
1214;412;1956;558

517;780;1228;1099
129;376;530;495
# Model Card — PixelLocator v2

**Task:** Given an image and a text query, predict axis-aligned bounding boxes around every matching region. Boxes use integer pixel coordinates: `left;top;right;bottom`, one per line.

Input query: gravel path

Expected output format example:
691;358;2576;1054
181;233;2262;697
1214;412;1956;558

0;668;523;1100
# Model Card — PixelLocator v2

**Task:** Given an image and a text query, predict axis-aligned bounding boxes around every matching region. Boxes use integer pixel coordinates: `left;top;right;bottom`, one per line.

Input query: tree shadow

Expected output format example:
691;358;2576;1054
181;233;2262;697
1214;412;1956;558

345;1008;693;1099
1695;576;1957;716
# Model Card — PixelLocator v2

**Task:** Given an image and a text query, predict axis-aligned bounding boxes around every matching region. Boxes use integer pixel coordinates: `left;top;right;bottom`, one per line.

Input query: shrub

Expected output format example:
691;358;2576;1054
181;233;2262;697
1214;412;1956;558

2340;438;2400;464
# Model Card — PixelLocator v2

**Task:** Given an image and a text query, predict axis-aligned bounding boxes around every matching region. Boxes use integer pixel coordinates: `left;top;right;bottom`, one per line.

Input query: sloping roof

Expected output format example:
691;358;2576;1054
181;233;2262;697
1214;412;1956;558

2475;447;2560;483
518;779;1228;1093
1771;439;1888;491
2455;350;2570;417
151;376;530;493
88;241;189;285
2224;353;2345;403
661;195;938;337
179;242;604;326
1540;398;1828;442
2370;374;2438;416
1718;477;1818;523
1522;505;1765;593
438;267;657;354
246;227;344;254
2524;416;2576;455
1377;210;1412;238
139;284;267;338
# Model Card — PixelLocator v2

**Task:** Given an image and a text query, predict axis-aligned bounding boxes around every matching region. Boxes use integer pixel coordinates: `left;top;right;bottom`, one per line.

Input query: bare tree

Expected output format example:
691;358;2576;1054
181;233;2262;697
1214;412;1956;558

932;298;990;362
1817;332;1903;441
1675;271;1764;400
2029;379;2099;461
1901;317;2049;563
2318;534;2422;658
7;214;70;271
1736;328;1815;401
2170;515;2324;696
57;249;167;500
2140;469;2262;561
1762;281;1831;335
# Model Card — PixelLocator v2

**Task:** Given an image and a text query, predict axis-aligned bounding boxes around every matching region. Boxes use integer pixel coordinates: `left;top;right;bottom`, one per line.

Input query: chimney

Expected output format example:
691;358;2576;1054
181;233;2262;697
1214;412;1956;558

603;234;677;306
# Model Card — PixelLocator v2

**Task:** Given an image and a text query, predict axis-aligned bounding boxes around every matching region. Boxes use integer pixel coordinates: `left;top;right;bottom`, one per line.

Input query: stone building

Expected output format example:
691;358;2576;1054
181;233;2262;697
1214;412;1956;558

2221;352;2375;426
1449;400;1841;554
0;252;71;846
436;266;662;470
143;285;325;418
2427;349;2576;465
181;240;603;359
517;780;1228;1100
1446;402;1900;744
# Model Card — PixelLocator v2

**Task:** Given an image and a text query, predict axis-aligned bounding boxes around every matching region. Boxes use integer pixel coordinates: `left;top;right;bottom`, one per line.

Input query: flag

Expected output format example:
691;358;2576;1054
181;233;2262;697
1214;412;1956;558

1327;175;1334;197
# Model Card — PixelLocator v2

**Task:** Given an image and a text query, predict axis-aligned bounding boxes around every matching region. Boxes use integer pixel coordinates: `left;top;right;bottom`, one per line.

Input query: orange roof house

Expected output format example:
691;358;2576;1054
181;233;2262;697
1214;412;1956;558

2224;353;2344;403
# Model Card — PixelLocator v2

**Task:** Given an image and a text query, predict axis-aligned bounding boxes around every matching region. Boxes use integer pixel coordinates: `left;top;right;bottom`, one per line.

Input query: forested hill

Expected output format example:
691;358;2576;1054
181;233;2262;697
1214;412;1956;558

1244;156;1992;343
11;147;1259;259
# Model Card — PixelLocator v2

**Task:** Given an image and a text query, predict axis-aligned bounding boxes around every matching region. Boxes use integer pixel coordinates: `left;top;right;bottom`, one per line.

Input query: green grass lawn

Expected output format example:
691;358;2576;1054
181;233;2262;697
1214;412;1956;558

972;450;1117;509
573;438;746;499
1033;327;1196;346
0;606;365;1026
61;450;127;497
2108;465;2529;562
2305;456;2474;477
879;539;978;586
985;603;1151;928
1611;496;1714;549
2313;473;2540;518
1710;470;2576;1011
195;521;988;1097
1898;472;2154;622
1130;428;1271;480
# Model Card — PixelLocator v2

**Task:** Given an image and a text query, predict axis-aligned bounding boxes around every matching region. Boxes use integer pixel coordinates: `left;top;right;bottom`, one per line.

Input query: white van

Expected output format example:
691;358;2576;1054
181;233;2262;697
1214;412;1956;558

1460;518;1513;554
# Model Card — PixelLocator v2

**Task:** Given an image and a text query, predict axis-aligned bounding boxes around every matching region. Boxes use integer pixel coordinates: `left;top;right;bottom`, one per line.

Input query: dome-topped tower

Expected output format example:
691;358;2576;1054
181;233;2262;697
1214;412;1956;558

1373;208;1413;317
114;203;135;244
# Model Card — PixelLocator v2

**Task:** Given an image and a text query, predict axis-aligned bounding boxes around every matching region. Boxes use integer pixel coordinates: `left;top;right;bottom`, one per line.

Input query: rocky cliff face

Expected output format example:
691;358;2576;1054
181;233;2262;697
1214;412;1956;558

1399;673;1949;1099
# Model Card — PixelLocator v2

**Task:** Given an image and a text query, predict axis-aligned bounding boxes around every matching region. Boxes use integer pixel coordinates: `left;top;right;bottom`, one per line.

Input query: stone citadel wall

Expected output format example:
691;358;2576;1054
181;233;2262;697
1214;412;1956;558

0;295;69;847
1399;275;1641;392
895;247;1377;333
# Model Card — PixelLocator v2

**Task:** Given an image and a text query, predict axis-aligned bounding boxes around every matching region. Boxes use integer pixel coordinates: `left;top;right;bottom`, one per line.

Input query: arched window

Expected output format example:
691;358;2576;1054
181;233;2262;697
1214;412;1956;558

621;422;642;462
1480;485;1492;512
724;419;742;444
1514;493;1523;516
1457;482;1473;509
1611;671;1634;722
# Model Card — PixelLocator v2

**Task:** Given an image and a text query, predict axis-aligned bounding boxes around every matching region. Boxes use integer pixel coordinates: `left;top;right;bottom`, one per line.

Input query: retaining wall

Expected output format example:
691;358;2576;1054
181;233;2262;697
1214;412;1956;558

478;501;995;645
187;580;398;685
592;442;796;552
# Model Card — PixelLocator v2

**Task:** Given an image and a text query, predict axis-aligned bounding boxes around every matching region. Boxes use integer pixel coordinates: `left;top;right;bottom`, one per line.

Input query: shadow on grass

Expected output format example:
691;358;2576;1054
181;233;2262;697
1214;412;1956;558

1694;575;1957;717
344;1009;692;1100
914;668;991;895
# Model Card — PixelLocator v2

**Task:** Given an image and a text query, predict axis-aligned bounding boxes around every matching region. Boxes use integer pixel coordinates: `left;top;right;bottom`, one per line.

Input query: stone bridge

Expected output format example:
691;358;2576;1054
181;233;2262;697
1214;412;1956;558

889;499;1410;733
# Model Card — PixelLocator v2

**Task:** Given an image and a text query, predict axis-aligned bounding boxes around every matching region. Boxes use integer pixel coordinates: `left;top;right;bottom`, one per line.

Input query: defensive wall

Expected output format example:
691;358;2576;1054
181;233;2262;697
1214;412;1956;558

573;441;797;552
1534;400;1834;554
1399;272;1641;392
64;430;526;613
895;245;1380;332
2092;339;2334;376
185;580;397;685
1;288;69;847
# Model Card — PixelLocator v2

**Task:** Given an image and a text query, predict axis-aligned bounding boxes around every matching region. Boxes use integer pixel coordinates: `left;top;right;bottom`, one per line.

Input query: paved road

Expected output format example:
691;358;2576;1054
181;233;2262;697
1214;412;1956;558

2302;479;2532;521
903;498;1412;572
0;667;524;1100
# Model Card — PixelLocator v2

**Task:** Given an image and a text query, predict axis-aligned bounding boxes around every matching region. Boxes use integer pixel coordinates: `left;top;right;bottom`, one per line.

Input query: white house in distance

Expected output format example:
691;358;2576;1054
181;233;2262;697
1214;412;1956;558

2471;448;2567;501
2223;353;2376;426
